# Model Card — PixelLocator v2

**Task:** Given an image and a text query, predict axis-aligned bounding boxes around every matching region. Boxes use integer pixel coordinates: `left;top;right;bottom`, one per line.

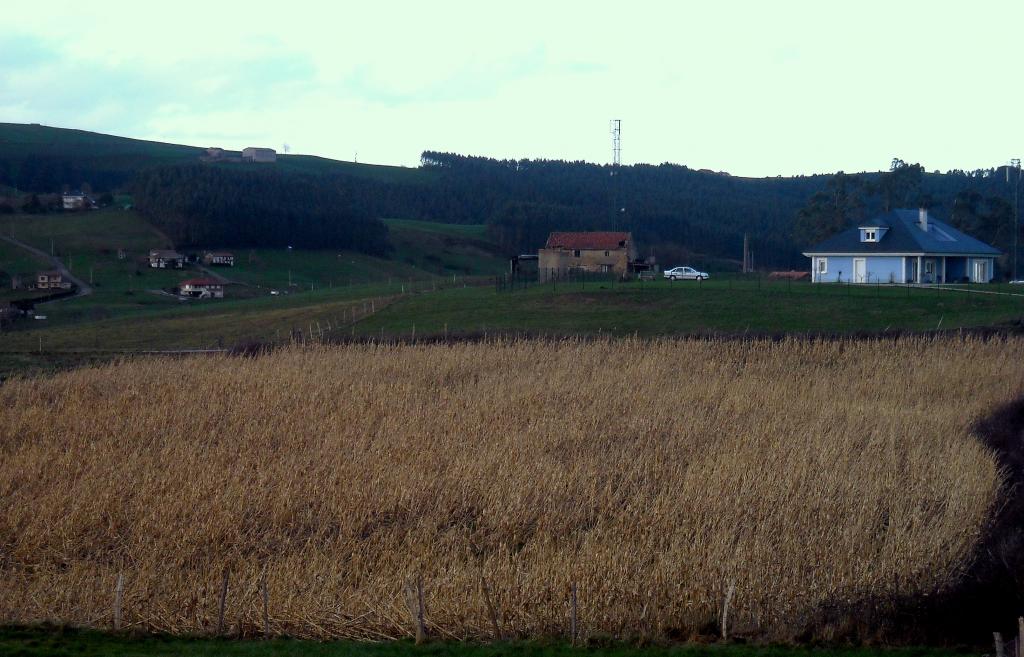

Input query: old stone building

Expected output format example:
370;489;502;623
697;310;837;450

538;231;637;282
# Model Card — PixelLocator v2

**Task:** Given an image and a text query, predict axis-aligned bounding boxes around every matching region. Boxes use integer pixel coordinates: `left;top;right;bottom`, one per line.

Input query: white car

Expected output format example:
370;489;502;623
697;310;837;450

663;266;709;281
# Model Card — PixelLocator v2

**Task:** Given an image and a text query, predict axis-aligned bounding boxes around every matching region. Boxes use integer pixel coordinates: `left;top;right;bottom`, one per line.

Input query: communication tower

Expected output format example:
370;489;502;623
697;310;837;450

609;119;621;167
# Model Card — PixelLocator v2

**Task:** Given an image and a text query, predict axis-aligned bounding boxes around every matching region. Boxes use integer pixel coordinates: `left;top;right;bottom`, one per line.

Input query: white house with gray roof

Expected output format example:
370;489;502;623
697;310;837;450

803;208;1000;284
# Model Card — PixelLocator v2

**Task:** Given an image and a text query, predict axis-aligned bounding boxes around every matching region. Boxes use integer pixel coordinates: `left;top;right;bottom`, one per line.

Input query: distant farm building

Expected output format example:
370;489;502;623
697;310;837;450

179;278;224;299
200;147;241;163
242;147;277;163
538;231;639;282
203;251;235;267
35;270;72;290
149;249;185;269
62;192;93;210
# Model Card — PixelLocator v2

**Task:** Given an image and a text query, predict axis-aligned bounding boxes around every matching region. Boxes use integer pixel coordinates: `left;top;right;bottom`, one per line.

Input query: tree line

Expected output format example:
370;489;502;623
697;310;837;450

3;142;1020;269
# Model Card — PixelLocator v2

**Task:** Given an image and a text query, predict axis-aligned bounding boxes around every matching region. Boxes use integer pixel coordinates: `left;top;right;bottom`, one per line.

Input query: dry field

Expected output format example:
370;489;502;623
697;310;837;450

1;337;1022;642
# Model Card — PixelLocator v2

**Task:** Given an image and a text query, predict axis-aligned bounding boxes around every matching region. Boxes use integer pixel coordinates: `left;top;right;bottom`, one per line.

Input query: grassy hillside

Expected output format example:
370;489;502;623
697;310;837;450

0;207;504;331
0;123;430;189
384;218;508;275
0;338;1014;642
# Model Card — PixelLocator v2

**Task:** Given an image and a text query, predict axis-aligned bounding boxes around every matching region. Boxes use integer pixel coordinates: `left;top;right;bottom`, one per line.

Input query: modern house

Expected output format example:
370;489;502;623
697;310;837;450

203;251;235;267
179;278;224;299
803;208;1000;284
149;249;185;269
242;147;277;163
538;231;638;282
35;270;72;290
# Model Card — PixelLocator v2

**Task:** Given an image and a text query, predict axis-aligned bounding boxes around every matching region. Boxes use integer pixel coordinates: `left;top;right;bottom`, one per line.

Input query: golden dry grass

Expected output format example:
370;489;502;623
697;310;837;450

1;337;1022;641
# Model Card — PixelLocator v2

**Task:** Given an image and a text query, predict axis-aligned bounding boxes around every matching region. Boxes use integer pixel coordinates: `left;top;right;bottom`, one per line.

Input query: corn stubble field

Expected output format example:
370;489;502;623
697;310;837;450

1;337;1021;642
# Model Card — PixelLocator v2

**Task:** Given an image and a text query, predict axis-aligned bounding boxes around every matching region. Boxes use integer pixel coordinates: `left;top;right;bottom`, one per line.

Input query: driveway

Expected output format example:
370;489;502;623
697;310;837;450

1;235;93;301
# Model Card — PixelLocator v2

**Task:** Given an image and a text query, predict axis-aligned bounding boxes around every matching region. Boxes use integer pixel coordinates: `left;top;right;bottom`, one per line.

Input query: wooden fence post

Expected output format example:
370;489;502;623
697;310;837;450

569;582;578;646
113;572;124;630
721;580;735;641
262;576;270;639
406;575;427;644
994;631;1006;657
1018;617;1024;657
216;569;229;636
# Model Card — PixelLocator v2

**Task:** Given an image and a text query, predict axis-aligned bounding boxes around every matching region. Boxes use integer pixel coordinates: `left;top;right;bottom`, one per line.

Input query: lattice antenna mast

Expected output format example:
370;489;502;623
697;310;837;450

609;119;622;167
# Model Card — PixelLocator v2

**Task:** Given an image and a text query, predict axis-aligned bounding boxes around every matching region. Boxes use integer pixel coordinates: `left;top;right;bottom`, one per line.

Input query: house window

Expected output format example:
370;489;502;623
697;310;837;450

863;229;877;242
573;249;581;257
816;258;827;274
925;261;934;275
604;250;610;256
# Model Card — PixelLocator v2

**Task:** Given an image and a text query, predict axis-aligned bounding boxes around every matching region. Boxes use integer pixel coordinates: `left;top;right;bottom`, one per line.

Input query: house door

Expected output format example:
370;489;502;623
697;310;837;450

853;258;867;284
973;259;988;283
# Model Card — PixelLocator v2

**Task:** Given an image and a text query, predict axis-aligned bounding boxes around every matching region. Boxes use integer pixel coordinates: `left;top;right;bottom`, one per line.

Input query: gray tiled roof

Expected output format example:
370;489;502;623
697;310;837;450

804;209;1000;256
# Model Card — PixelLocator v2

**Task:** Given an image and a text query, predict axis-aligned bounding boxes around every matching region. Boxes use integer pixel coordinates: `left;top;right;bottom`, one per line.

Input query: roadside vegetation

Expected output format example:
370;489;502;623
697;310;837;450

1;337;1017;643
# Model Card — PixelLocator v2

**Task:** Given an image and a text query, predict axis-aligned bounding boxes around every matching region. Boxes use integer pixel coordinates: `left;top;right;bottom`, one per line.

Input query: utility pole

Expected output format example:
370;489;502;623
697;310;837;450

1011;159;1021;281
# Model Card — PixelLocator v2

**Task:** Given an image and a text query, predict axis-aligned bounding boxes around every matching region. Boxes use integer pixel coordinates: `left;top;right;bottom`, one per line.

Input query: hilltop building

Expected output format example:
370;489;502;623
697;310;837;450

242;147;277;163
803;208;1000;284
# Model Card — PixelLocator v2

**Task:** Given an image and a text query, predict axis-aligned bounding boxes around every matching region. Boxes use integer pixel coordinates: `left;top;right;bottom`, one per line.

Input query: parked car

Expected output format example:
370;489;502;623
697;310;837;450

663;266;709;281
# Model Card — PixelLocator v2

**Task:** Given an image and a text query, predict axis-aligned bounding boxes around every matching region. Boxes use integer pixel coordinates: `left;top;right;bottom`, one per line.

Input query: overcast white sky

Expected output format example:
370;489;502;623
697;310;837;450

2;1;1022;176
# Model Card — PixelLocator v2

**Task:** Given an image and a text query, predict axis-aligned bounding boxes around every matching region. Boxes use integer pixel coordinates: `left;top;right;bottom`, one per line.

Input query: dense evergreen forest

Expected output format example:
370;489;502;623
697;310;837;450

132;166;390;255
2;124;1021;269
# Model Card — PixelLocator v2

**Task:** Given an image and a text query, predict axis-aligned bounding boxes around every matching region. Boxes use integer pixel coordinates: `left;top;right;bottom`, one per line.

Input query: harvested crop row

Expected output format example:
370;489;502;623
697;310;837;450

1;337;1020;641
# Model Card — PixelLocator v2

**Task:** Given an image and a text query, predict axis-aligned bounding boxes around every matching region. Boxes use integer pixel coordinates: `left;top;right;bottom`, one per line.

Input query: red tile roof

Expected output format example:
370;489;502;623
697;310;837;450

544;231;631;251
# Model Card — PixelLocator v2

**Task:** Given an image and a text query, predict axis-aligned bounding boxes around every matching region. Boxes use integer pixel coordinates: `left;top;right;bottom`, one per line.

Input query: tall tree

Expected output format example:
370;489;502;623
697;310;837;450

792;172;865;246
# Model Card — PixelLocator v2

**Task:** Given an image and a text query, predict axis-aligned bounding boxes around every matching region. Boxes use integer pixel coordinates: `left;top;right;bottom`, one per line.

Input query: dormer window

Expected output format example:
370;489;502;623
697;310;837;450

863;229;877;242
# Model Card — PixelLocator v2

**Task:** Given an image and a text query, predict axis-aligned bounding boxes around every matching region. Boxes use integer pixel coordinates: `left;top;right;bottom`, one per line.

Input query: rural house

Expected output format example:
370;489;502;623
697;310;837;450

61;191;93;210
149;249;185;269
242;147;277;163
803;208;1000;284
35;270;72;290
179;278;224;299
538;231;638;282
203;251;235;267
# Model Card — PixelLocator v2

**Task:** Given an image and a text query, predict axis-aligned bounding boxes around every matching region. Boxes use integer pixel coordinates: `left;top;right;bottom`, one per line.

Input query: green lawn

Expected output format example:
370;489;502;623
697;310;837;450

351;278;1024;338
221;248;436;291
0;626;982;657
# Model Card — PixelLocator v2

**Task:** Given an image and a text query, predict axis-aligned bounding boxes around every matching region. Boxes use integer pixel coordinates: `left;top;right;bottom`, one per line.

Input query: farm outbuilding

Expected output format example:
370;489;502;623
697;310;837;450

538;231;638;282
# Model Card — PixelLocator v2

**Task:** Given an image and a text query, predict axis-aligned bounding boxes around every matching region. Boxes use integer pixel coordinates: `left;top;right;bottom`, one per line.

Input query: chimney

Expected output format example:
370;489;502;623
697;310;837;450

918;207;929;232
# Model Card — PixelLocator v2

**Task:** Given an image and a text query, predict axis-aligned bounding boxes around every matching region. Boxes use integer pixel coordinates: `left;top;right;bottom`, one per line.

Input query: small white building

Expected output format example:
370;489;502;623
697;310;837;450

179;278;224;299
242;147;277;163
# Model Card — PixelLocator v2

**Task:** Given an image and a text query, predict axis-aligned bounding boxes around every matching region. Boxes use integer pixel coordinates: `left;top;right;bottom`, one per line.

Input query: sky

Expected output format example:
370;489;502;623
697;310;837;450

1;1;1022;177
